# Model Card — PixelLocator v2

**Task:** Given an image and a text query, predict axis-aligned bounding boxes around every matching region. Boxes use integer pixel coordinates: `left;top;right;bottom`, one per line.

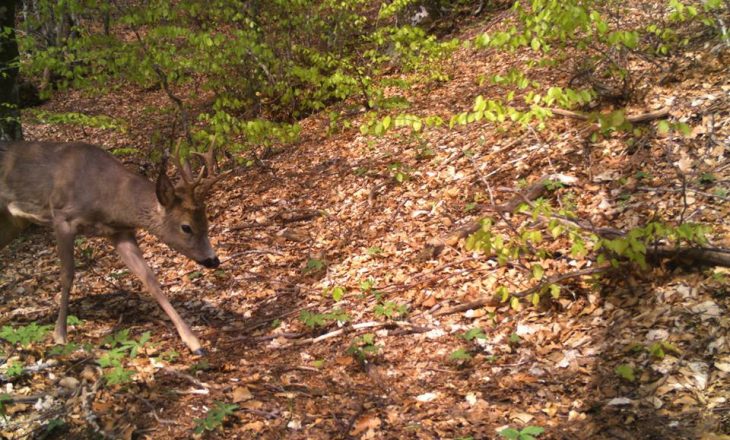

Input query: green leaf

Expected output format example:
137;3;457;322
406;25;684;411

498;428;520;439
510;296;521;311
529;292;540;306
657;120;670;134
449;348;472;361
548;284;561;299
615;364;636;382
531;264;545;281
382;115;392;130
530;37;541;51
331;286;345;301
463;328;487;341
522;426;545;436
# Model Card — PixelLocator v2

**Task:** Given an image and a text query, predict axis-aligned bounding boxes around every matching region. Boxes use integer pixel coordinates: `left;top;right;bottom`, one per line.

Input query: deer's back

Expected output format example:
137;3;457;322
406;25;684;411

0;141;144;228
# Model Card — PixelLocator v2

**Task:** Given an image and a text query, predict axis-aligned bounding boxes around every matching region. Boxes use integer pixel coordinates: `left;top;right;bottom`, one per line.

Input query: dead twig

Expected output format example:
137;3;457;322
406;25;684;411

81;377;103;434
158;367;209;390
635;186;730;203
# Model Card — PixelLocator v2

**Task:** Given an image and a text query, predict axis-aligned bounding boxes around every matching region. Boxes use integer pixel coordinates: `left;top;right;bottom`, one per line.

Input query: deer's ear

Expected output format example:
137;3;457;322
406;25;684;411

156;168;176;208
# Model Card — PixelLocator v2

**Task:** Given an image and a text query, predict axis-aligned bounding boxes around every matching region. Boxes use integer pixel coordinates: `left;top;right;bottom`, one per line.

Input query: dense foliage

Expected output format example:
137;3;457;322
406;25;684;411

17;0;462;151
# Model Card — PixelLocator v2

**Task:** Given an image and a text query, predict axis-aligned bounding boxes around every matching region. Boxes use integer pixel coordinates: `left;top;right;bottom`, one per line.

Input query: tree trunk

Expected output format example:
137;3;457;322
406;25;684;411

0;0;22;140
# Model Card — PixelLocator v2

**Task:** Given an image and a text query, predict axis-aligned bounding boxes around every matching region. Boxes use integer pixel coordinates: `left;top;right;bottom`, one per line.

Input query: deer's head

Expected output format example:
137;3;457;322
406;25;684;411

154;139;225;269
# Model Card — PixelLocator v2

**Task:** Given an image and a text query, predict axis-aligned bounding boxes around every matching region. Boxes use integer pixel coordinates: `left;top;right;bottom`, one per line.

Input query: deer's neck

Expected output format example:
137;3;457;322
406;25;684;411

124;177;166;234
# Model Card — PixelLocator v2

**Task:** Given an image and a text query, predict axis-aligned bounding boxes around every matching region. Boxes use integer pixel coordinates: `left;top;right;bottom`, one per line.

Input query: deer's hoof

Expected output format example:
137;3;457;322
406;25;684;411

192;348;207;356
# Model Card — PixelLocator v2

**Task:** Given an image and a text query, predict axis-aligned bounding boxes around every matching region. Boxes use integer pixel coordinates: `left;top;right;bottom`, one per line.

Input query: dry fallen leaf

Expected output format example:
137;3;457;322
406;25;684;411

231;386;253;403
243;421;265;432
350;414;381;436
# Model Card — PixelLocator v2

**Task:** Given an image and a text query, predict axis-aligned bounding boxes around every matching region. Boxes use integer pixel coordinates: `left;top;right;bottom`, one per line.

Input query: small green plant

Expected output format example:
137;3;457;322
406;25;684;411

347;333;379;361
415;145;436;160
103;366;134;385
462;327;487;342
449;348;473;362
157;349;180;363
698;172;716;185
657;120;692;137
373;301;407;319
648;341;681;359
358;278;384;301
189;359;211;374
300;309;350;329
98;330;152;385
615;364;636;382
103;329;151;358
498;425;545;440
66;315;83;326
366;246;384;256
303;258;327;274
359;278;376;292
450;328;488;364
40;418;66;439
388;162;410;183
48;342;80;357
0;322;52;347
31;110;126;132
193;401;239;434
543;180;565;191
327;286;346;301
6;360;24;377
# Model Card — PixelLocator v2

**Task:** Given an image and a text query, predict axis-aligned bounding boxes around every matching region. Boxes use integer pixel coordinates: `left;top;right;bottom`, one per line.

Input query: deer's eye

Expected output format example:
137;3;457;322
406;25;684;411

181;224;193;234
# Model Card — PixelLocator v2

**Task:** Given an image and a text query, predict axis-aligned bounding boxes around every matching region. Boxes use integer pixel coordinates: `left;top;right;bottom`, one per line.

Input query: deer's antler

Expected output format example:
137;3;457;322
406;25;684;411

170;135;229;200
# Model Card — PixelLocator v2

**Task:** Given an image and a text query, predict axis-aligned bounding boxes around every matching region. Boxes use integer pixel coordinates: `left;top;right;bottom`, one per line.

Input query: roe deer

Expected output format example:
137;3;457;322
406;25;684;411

0;140;224;355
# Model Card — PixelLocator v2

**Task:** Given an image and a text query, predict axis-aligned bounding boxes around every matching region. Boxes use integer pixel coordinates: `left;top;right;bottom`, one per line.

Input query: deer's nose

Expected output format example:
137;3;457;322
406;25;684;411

199;257;220;269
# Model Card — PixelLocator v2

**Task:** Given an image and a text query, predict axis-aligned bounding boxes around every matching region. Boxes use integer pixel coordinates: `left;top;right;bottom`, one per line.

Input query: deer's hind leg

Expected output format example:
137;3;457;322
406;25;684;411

52;219;76;345
0;206;27;249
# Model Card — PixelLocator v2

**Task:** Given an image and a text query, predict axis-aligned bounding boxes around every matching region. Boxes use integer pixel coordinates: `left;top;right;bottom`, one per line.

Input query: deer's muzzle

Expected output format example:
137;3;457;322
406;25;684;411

199;256;220;268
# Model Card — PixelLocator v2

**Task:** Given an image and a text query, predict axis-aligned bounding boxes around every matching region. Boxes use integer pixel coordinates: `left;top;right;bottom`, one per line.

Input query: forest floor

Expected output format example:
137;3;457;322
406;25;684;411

1;7;729;440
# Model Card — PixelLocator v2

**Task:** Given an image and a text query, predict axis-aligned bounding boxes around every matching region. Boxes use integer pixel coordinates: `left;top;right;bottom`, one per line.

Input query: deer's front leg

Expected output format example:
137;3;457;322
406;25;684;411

112;232;204;355
53;220;76;345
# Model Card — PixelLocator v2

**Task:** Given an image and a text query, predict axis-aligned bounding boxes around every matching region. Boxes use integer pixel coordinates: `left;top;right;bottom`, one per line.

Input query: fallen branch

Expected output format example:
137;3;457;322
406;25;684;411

220;248;284;263
635;186;730;203
158;367;209;390
287;321;432;347
230;210;323;231
295;321;386;346
274;209;324;224
0;388;72;405
549;107;670;123
0;359;58;382
648;245;730;268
